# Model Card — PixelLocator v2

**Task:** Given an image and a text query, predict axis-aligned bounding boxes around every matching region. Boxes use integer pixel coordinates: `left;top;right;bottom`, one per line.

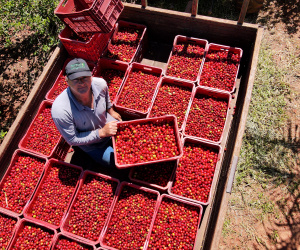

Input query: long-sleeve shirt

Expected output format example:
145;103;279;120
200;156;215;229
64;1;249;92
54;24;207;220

51;77;116;152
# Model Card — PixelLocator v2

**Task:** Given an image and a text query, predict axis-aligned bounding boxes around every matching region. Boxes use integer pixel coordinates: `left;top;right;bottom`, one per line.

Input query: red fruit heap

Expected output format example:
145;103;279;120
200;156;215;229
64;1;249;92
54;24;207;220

0;213;17;249
107;43;137;62
166;43;205;81
48;75;68;101
199;49;240;92
69;32;93;43
185;94;228;142
147;197;200;249
104;185;157;249
23;107;61;156
113;27;141;45
107;26;143;62
149;83;192;129
54;237;93;250
11;224;53;249
171;142;218;203
131;161;175;188
115;120;179;165
0;154;45;213
99;69;125;102
116;70;160;113
65;174;118;241
28;163;81;226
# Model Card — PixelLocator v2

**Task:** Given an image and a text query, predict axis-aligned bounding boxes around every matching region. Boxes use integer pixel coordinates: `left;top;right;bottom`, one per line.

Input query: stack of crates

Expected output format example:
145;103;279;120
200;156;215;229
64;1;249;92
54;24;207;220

54;0;124;62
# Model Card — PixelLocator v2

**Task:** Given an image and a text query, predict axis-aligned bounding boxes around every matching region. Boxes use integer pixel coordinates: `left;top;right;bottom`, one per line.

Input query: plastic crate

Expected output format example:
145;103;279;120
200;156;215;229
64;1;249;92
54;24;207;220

198;43;243;93
128;160;177;191
92;58;129;105
114;62;162;119
59;26;113;62
8;218;56;250
101;20;147;64
23;159;83;230
144;194;203;250
52;233;96;250
99;182;160;250
112;115;183;169
147;76;195;131
18;100;70;159
165;35;208;84
45;59;95;102
0;149;47;216
0;209;19;250
61;170;120;245
54;0;124;34
168;137;222;206
182;87;231;144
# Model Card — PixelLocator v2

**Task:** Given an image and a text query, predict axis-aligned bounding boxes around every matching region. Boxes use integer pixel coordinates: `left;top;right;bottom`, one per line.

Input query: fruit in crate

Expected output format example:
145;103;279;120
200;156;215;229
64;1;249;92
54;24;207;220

113;27;141;44
116;70;160;113
27;163;81;226
147;197;200;249
48;75;68;101
185;94;228;142
69;32;94;43
149;82;192;129
99;69;125;102
107;26;143;62
0;154;45;213
115;120;180;165
166;43;205;81
103;185;157;249
54;237;93;250
107;43;138;62
22;107;61;156
171;142;218;203
199;49;240;92
0;213;18;249
65;174;118;241
12;223;53;249
131;161;175;188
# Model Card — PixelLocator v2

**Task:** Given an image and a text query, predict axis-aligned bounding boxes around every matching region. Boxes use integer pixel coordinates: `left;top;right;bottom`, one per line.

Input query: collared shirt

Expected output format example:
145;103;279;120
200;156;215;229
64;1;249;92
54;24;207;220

51;77;115;152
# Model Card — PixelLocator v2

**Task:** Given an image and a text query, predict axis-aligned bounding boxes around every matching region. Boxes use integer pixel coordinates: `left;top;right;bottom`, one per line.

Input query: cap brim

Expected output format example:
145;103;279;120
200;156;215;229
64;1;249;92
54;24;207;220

68;71;92;80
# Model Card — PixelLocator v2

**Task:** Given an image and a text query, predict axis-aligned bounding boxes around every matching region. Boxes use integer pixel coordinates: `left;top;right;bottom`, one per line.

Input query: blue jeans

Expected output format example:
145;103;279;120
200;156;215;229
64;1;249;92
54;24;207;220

85;141;115;167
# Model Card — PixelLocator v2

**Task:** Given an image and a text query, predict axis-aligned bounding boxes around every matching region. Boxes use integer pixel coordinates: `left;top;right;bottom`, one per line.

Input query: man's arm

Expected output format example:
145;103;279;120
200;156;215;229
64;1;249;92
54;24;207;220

52;109;104;146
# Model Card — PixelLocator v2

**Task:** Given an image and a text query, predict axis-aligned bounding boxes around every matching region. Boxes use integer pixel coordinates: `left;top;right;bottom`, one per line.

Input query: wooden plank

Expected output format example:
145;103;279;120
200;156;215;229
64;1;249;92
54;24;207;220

238;0;251;25
120;4;259;71
141;0;147;8
191;0;199;16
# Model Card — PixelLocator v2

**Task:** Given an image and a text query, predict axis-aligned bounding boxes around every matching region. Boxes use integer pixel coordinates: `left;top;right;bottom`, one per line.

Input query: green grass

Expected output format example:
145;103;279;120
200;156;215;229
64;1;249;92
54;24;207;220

236;40;295;187
0;0;62;49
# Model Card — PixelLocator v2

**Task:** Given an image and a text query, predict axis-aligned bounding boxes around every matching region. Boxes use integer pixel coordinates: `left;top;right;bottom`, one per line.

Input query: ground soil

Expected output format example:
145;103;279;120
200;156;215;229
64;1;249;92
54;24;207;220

0;0;299;249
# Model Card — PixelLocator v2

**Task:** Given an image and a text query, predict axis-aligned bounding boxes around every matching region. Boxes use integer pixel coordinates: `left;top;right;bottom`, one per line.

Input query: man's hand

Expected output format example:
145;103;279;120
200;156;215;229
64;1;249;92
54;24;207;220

108;108;122;121
98;121;118;137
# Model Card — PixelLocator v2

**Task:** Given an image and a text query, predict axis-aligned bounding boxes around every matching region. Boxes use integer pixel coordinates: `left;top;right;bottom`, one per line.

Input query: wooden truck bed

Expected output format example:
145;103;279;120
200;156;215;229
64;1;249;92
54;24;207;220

0;2;263;249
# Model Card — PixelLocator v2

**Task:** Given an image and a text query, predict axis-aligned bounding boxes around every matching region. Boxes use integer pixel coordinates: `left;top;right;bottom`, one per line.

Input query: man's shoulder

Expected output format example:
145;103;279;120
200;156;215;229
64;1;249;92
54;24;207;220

92;77;107;89
51;89;71;116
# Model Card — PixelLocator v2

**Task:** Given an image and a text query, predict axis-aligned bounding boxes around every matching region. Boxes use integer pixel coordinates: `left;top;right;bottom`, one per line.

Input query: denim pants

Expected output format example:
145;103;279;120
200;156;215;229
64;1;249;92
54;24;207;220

85;139;115;167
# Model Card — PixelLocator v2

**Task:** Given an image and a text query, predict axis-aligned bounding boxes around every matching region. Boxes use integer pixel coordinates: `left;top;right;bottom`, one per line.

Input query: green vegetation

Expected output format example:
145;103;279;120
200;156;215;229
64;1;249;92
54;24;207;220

0;0;63;52
237;41;293;187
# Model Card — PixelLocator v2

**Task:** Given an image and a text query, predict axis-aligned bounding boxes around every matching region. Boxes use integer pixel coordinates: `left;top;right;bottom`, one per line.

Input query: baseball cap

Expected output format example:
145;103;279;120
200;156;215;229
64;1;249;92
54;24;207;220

65;58;92;80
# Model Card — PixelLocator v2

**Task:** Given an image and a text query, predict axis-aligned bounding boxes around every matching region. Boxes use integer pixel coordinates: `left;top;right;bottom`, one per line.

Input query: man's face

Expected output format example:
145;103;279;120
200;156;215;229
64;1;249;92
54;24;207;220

67;76;92;95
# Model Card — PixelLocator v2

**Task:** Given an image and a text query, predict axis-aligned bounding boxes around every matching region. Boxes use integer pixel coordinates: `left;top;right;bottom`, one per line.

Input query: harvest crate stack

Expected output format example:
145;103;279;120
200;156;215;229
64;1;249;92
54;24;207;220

0;2;262;250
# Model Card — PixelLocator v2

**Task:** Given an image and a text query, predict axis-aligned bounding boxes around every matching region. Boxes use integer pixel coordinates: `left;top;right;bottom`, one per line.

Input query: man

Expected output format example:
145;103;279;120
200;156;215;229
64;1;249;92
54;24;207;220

51;58;122;167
